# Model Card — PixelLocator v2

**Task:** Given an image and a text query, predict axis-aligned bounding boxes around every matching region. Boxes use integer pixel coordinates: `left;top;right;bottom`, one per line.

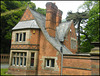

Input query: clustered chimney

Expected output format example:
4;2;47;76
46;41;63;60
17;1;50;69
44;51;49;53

56;9;63;26
45;2;63;37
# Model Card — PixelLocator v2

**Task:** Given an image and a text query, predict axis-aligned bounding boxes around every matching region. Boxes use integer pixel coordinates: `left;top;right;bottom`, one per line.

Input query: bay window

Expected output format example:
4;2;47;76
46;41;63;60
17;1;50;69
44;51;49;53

12;52;27;67
15;32;26;42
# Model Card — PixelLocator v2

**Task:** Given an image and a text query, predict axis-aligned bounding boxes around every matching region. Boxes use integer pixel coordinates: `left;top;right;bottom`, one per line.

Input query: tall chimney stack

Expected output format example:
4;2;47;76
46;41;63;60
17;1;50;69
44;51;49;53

56;9;63;26
45;2;58;37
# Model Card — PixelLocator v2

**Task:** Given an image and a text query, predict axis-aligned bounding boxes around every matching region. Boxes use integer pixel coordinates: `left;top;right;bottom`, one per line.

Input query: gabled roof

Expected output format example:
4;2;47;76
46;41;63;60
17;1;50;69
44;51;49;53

12;7;45;30
12;7;73;54
29;8;72;54
56;20;73;42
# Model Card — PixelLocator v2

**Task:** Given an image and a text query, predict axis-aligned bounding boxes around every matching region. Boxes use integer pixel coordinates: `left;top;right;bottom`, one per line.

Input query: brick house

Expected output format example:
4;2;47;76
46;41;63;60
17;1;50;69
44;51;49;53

8;2;99;75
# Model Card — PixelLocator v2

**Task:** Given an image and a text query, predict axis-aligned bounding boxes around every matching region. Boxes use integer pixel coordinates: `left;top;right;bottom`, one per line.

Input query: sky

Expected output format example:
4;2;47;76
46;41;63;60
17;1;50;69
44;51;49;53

31;1;85;20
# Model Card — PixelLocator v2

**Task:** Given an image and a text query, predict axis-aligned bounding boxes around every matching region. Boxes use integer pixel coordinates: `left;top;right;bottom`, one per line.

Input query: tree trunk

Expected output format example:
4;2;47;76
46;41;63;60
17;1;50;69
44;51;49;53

77;19;81;53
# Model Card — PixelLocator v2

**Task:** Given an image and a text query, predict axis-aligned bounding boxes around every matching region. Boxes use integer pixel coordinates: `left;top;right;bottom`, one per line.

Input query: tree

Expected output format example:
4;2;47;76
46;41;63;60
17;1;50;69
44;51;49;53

36;7;46;16
66;11;89;53
1;1;46;54
79;1;99;52
66;1;99;53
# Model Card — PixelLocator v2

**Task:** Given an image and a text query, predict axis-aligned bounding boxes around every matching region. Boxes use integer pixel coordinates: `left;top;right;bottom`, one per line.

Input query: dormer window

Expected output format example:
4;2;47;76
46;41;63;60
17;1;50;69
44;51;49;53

15;32;26;42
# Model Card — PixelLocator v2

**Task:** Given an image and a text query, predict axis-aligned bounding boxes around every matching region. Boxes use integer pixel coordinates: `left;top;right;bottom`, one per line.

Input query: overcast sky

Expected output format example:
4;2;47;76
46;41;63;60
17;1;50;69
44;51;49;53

31;1;85;20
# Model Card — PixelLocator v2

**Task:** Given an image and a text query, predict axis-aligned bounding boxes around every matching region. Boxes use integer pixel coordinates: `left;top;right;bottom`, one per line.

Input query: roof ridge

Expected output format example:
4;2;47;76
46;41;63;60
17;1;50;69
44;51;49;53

29;8;46;18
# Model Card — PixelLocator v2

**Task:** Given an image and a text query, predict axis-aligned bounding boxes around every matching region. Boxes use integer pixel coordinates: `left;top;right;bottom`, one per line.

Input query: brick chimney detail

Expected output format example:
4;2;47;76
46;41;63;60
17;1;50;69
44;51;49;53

45;2;58;37
56;9;63;27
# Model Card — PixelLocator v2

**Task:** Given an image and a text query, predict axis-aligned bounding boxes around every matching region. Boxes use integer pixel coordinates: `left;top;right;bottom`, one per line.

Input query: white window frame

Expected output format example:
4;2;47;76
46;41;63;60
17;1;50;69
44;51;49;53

15;32;26;42
45;59;55;68
46;59;50;67
12;52;27;67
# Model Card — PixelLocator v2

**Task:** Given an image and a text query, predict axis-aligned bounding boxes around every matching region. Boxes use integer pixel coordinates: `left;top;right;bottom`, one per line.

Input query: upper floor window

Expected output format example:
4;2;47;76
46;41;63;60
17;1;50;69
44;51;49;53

23;33;26;41
71;38;77;49
15;32;26;42
16;33;19;41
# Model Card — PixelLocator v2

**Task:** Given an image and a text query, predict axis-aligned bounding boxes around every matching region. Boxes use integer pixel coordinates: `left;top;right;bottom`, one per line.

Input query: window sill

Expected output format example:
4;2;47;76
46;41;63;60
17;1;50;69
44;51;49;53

44;67;55;70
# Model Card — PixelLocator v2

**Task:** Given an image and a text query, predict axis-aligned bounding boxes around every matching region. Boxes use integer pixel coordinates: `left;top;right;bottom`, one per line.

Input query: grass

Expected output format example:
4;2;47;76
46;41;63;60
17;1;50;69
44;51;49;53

1;68;13;75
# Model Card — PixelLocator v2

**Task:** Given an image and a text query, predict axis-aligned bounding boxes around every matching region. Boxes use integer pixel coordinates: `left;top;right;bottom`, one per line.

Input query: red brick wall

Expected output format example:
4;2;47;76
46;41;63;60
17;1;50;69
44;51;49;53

8;68;36;75
91;55;100;75
63;54;91;75
64;23;77;54
28;29;40;44
37;31;61;75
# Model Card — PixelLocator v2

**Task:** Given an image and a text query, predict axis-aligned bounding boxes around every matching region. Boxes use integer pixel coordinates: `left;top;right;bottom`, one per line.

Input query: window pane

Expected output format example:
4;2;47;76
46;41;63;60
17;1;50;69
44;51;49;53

16;57;19;66
12;57;15;65
23;33;26;41
21;53;23;56
20;57;23;66
17;53;19;56
31;58;34;66
16;33;19;41
19;33;22;41
46;59;49;66
24;53;27;56
24;58;26;66
31;53;34;57
51;59;54;67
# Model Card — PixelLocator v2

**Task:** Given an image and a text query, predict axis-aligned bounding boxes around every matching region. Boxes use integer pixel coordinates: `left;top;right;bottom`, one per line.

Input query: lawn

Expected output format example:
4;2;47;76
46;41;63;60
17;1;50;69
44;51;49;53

1;68;13;75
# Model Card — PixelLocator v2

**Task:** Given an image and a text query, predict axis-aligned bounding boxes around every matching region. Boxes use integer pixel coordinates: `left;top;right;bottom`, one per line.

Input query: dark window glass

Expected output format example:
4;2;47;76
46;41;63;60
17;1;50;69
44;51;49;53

31;53;34;57
17;57;19;65
16;33;19;41
19;33;22;41
24;58;26;66
24;53;27;56
31;53;34;66
21;53;23;56
17;53;19;56
31;58;34;66
51;59;54;67
46;59;49;66
23;33;26;41
20;57;23;65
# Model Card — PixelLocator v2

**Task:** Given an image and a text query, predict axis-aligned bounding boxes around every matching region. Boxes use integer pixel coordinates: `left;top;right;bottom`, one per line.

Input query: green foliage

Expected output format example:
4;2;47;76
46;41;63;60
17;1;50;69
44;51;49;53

1;68;13;75
36;7;46;16
86;2;99;42
79;1;99;52
80;35;94;53
1;1;46;54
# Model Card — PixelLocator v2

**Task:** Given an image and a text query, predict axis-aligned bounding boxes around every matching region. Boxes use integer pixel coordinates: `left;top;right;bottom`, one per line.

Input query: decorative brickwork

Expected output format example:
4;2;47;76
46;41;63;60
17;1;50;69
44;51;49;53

11;44;39;50
20;7;34;21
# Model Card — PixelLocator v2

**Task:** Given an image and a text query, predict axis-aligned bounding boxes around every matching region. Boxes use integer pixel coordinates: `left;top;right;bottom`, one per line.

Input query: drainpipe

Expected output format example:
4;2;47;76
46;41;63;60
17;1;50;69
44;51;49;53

60;47;63;75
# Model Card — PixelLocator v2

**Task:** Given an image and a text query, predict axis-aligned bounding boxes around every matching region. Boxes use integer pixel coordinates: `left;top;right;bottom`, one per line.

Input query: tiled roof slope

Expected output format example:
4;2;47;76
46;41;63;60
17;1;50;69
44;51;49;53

12;7;72;54
12;20;40;30
29;8;73;54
